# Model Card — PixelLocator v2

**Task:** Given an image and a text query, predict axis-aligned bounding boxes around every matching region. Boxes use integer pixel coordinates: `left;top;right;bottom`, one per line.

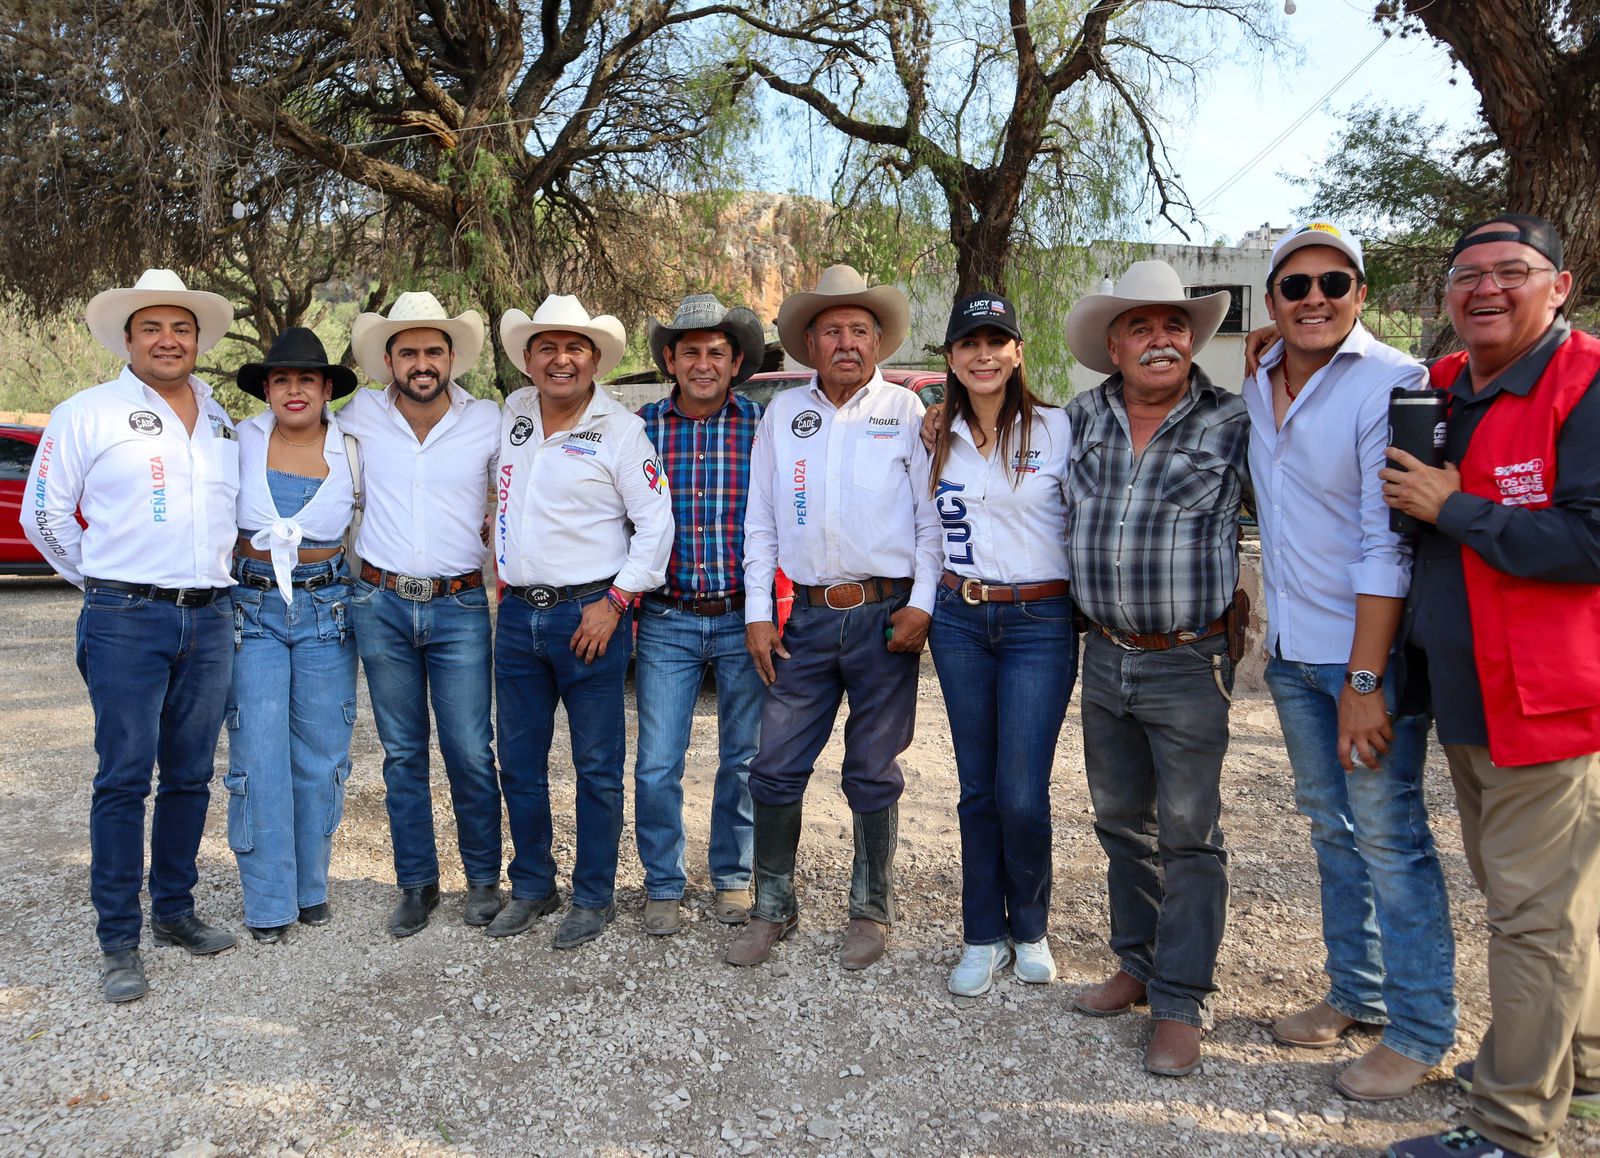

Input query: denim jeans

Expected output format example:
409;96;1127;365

632;601;762;899
1265;657;1457;1065
224;557;359;928
748;598;918;813
1080;629;1232;1028
348;578;501;889
929;585;1077;945
75;586;234;952
495;591;633;908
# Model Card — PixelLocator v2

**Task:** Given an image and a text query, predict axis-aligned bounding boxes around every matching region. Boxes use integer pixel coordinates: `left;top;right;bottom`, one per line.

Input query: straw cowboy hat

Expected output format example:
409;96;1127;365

85;269;235;358
1064;261;1231;376
775;265;910;369
647;294;766;386
236;327;359;401
499;295;627;379
350;291;486;383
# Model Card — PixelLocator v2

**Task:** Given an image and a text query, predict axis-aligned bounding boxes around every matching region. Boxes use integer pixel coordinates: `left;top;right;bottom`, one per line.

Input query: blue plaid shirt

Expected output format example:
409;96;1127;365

637;389;764;599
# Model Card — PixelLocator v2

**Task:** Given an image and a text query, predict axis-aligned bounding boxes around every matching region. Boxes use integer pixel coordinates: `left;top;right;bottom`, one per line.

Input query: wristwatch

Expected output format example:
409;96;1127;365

1345;669;1383;695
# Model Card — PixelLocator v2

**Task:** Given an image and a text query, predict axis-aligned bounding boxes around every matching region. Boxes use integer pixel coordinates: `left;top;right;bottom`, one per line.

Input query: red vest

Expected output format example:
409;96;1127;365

1429;329;1600;766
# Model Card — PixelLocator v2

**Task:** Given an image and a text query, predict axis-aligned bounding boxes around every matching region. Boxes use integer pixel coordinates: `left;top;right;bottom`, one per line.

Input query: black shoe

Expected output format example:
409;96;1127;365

463;885;504;927
101;949;148;1003
486;892;561;938
150;914;237;956
298;902;332;927
247;924;291;944
553;903;616;950
388;884;441;938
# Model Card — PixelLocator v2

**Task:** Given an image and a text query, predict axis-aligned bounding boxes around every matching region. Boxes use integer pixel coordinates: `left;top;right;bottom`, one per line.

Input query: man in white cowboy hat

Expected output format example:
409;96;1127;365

25;269;242;1002
632;293;768;936
487;294;673;949
1060;260;1249;1077
1247;222;1456;1104
729;264;942;971
337;291;506;939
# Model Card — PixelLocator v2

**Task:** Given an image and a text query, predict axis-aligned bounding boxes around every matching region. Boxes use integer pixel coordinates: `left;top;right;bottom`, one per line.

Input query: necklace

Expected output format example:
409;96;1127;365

1282;364;1303;401
274;425;324;448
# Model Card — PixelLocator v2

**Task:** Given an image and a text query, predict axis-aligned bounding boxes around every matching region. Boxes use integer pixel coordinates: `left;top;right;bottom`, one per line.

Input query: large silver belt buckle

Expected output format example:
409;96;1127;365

526;585;559;610
959;578;986;606
822;581;866;610
392;574;435;602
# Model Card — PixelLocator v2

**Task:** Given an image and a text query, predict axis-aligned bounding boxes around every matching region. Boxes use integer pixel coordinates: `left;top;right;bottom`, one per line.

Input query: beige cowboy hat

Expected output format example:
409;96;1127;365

499;294;627;379
647;294;766;386
775;264;910;369
1064;260;1231;375
350;291;486;383
85;269;236;358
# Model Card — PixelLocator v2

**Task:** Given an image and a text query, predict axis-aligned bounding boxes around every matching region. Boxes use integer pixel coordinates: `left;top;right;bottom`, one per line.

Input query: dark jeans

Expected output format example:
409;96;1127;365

348;579;502;890
928;584;1077;945
748;598;918;813
495;592;632;909
1080;629;1232;1027
76;586;234;951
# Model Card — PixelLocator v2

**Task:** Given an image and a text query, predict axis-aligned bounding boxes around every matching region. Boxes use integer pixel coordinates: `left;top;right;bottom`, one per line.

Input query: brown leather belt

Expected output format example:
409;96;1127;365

1096;617;1227;652
644;593;746;617
794;577;911;611
360;563;484;602
941;571;1069;606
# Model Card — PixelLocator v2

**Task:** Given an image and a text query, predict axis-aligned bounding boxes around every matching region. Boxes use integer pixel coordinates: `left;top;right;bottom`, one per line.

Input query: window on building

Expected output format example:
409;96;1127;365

1188;285;1249;335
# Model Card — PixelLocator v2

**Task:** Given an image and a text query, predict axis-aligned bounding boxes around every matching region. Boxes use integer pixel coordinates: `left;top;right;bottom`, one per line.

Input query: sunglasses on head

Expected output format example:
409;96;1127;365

1273;271;1360;301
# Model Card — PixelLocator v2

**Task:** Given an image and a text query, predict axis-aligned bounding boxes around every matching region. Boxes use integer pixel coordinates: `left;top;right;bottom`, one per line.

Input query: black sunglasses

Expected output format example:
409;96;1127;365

1273;271;1360;301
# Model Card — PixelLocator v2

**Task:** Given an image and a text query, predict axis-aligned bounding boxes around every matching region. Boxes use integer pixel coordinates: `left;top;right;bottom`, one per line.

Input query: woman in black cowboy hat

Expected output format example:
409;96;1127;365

225;328;361;943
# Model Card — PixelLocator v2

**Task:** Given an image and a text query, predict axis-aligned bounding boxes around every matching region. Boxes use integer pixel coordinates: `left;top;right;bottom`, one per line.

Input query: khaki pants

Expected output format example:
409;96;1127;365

1444;744;1600;1157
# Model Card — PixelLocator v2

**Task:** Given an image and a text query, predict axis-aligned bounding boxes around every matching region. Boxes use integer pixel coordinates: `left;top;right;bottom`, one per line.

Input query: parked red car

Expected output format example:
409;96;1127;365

0;424;59;576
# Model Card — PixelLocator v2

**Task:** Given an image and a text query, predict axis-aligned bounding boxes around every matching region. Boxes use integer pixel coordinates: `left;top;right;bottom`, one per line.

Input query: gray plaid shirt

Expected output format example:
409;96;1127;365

1065;368;1250;635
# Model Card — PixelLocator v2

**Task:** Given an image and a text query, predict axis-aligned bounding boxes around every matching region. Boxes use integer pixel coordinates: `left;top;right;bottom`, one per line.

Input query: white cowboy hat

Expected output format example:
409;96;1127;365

499;295;627;379
1064;261;1231;376
350;291;486;383
84;269;236;358
647;294;766;386
775;265;910;369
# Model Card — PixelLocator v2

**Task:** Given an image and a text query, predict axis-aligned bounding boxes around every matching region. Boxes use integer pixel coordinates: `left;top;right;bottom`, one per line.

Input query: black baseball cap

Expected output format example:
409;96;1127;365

1450;214;1564;269
944;293;1023;345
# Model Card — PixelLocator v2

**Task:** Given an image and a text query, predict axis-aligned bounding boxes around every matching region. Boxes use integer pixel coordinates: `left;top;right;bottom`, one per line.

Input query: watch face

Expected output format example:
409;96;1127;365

1348;670;1380;695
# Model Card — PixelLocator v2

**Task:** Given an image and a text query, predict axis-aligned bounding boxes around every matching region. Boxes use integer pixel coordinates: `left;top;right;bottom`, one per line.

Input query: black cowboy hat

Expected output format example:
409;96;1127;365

237;327;359;401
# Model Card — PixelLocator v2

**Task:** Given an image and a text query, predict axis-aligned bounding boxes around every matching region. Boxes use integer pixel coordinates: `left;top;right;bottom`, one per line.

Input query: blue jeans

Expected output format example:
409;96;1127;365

348;579;501;889
1265;657;1457;1065
75;586;234;951
1080;629;1232;1028
496;592;633;908
929;585;1077;945
632;601;762;899
224;558;359;927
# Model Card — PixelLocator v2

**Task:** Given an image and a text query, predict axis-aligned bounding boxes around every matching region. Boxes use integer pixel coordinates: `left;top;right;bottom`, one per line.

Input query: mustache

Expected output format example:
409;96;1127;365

1139;346;1183;366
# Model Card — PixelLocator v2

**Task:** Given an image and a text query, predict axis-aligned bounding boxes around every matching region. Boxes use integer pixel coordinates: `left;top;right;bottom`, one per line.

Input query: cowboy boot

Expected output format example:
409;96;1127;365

725;800;803;967
841;802;897;970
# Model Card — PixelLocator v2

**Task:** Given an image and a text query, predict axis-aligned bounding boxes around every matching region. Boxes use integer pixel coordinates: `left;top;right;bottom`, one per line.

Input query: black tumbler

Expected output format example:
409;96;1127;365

1388;387;1449;535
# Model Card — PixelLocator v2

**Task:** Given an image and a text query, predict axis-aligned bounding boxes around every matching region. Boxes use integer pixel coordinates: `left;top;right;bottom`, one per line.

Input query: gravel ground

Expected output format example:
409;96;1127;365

2;576;1598;1158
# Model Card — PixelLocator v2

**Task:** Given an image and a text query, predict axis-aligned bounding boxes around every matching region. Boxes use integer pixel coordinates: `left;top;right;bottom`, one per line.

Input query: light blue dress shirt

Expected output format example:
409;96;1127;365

1245;323;1426;664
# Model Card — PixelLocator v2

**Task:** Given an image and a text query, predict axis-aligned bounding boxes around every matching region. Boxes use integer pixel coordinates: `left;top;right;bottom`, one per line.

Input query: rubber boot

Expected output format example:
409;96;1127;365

842;802;898;969
725;800;803;967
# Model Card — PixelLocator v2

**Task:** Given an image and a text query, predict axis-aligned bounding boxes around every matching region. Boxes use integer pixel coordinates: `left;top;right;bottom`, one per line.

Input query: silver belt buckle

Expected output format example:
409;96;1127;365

392;573;435;602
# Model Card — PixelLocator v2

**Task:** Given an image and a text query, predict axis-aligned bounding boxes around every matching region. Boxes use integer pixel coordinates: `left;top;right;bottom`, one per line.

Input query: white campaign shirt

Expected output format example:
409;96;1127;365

335;382;500;577
495;385;673;593
928;408;1073;583
743;371;943;623
24;366;240;589
1246;322;1425;663
235;411;357;604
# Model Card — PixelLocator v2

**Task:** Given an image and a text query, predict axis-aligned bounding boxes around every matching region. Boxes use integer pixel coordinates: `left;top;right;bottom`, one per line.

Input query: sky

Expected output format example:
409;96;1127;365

1159;0;1483;245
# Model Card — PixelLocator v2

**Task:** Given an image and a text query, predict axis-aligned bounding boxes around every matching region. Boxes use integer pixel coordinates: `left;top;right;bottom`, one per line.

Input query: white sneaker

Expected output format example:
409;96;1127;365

947;942;1014;996
1012;936;1057;983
